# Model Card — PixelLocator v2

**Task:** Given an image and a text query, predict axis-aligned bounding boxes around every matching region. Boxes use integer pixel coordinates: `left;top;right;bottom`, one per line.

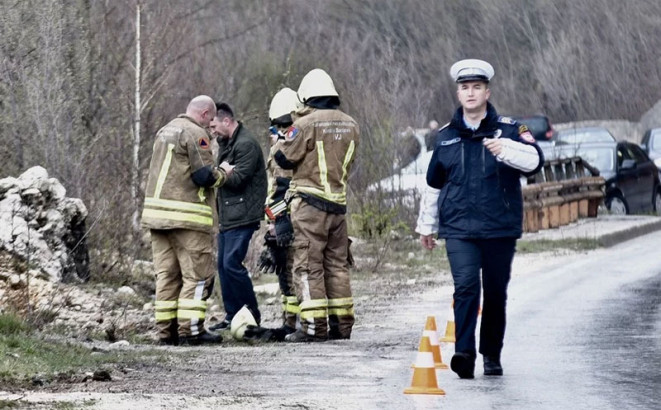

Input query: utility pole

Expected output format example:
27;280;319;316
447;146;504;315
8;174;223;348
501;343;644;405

131;2;142;234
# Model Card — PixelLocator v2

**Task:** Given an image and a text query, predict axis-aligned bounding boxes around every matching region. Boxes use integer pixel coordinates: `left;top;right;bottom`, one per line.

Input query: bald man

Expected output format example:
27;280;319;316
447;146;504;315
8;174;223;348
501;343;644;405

141;95;233;346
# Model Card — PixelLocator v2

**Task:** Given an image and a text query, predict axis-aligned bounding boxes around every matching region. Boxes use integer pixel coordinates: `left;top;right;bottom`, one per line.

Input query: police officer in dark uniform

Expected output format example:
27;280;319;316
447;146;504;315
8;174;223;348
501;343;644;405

417;59;544;378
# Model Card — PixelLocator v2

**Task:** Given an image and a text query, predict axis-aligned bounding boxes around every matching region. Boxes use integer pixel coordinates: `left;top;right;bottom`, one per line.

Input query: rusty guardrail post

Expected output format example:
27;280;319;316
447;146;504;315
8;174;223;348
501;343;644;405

522;156;605;232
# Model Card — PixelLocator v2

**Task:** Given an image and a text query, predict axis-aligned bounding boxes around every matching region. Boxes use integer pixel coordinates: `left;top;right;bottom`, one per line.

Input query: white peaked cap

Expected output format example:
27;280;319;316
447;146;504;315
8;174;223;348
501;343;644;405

450;59;495;83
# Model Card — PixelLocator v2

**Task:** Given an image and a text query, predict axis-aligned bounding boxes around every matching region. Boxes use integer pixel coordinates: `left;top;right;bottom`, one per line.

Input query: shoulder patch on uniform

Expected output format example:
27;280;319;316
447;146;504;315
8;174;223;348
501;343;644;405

519;132;535;144
518;124;535;143
198;137;210;149
286;126;299;140
498;116;515;125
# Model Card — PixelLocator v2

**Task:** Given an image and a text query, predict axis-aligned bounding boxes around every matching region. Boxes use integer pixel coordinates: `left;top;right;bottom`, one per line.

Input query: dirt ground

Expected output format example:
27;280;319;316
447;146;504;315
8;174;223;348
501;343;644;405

0;241;585;409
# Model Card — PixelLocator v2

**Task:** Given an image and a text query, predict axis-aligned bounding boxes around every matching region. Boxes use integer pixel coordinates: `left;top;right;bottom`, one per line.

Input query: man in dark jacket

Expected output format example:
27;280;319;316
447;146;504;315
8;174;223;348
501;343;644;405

417;59;543;379
209;102;267;330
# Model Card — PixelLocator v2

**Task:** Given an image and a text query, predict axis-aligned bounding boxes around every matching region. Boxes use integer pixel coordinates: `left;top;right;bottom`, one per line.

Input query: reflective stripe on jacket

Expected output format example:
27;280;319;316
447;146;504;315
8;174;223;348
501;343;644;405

141;115;219;233
274;108;359;206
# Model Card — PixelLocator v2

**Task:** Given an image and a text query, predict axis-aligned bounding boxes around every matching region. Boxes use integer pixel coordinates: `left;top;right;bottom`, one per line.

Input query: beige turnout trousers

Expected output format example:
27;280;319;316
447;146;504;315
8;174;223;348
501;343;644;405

151;229;214;339
290;198;355;339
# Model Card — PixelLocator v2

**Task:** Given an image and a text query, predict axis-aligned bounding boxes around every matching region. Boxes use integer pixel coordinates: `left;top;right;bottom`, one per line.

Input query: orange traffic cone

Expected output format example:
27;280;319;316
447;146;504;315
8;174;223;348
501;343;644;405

413;316;448;369
440;301;455;343
404;336;446;395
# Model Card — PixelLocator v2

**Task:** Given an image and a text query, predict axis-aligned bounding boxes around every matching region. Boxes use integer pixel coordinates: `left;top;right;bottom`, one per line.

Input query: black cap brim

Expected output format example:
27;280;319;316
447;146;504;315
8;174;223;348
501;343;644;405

456;75;490;83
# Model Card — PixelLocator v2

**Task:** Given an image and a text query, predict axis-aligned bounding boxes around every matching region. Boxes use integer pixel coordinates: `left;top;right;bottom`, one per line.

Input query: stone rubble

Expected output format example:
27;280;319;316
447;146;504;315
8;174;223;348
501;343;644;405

0;166;90;282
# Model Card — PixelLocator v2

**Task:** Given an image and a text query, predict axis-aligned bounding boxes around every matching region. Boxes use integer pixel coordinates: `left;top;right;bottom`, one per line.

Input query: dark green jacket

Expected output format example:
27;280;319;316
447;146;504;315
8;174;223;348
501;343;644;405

216;122;267;231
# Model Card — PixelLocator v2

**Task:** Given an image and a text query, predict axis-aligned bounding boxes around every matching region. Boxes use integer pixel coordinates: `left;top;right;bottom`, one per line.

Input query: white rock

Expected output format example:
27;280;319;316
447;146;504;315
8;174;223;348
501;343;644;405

9;275;22;288
143;302;153;311
1;168;89;283
265;297;278;305
48;178;67;200
109;340;130;350
253;282;280;296
406;279;417;285
389;230;402;240
19;166;49;182
208;304;220;312
407;252;415;260
131;260;154;278
117;286;136;297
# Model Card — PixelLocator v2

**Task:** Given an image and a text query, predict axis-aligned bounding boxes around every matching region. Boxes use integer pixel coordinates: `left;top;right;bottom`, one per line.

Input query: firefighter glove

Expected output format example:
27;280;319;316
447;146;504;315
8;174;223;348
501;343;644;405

262;232;289;275
274;214;294;247
258;246;277;274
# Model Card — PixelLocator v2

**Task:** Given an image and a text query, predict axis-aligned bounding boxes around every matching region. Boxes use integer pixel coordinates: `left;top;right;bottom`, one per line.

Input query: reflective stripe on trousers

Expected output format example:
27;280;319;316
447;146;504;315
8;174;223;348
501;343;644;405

290;198;355;338
151;229;215;339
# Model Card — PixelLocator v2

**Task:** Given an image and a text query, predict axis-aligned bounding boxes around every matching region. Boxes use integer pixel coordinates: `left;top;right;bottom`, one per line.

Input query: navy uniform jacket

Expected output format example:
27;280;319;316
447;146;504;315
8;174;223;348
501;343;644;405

426;103;544;239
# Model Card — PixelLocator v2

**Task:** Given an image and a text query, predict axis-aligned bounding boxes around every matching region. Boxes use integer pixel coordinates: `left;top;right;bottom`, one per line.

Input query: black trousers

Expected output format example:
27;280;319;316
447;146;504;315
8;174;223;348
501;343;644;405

445;237;516;357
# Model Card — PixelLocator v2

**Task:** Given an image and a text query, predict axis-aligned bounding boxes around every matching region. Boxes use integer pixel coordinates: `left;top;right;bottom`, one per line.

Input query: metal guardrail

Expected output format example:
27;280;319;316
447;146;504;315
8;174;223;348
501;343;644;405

522;157;605;233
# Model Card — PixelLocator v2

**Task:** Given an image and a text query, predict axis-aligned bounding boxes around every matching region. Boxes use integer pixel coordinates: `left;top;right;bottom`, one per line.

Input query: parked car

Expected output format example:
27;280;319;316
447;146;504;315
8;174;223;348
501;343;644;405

640;127;661;168
555;126;616;145
367;150;432;207
511;114;555;143
554;141;661;214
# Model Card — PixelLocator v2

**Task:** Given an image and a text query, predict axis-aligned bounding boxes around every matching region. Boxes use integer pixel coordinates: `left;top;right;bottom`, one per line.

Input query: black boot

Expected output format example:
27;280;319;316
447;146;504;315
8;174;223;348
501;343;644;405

179;331;223;346
450;352;476;379
284;329;327;343
208;319;230;332
328;327;350;340
266;325;296;342
483;355;503;376
158;321;179;346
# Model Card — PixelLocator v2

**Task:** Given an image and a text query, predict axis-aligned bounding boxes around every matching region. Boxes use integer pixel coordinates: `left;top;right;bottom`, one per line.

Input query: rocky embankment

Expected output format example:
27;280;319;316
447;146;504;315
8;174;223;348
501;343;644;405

0;167;151;339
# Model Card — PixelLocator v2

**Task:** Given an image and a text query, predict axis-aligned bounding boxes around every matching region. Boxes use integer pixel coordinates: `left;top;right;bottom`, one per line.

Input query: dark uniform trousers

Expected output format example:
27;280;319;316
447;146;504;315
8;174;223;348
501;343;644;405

445;237;516;357
290;197;355;339
151;229;215;339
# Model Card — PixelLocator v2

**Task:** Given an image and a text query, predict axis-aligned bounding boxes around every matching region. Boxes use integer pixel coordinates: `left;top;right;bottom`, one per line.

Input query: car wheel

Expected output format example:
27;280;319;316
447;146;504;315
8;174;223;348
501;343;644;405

653;190;661;215
606;194;628;215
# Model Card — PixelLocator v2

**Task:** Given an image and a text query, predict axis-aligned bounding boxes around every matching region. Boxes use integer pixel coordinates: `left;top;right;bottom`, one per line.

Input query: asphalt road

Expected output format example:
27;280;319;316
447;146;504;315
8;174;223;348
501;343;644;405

405;230;661;410
4;230;661;409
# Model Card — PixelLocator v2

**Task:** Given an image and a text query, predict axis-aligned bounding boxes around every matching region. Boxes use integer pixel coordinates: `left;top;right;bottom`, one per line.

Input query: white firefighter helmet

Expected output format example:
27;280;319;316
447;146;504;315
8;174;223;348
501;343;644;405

297;68;338;104
269;87;298;122
230;305;258;341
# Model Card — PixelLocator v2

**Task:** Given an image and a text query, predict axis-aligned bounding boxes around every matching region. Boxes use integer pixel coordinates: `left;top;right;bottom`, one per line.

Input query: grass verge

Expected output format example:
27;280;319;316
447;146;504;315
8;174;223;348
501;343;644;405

0;313;165;389
516;237;600;253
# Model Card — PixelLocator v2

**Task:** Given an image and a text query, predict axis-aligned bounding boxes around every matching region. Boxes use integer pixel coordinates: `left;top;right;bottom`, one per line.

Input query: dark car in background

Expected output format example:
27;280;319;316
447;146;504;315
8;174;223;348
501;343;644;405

511;114;555;144
553;141;661;214
640;127;661;169
555;126;616;145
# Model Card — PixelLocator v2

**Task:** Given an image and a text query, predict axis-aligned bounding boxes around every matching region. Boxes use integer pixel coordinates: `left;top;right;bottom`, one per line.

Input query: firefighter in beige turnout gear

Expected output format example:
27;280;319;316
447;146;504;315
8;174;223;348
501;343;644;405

254;87;300;341
141;95;233;346
274;69;359;342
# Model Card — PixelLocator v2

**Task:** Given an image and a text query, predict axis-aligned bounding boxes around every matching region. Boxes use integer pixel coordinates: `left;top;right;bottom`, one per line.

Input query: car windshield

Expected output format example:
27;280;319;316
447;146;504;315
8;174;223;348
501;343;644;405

574;146;615;173
651;129;661;150
557;128;615;144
